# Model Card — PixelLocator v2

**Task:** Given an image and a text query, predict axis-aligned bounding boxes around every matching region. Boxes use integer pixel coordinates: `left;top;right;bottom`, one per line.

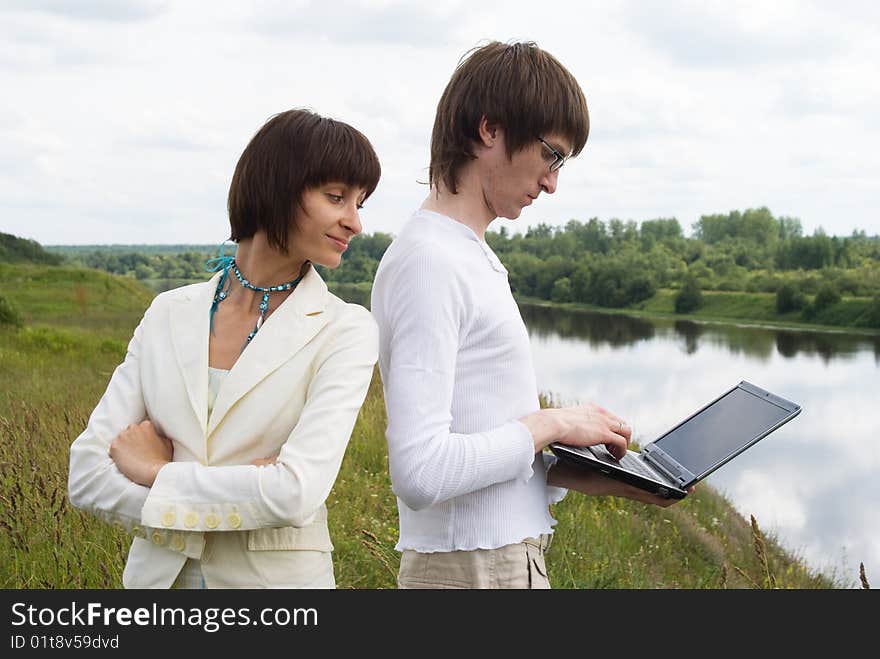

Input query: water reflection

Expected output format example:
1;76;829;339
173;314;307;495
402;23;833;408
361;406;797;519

519;303;880;363
520;304;655;347
673;320;700;355
520;302;880;586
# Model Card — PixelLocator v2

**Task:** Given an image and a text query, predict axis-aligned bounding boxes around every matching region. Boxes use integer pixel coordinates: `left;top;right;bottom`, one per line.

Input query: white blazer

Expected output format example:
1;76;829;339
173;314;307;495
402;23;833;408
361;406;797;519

68;265;378;588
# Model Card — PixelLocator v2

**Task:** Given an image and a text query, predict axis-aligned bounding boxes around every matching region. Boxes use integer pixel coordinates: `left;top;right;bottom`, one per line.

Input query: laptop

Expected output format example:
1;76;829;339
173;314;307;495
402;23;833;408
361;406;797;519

549;380;802;499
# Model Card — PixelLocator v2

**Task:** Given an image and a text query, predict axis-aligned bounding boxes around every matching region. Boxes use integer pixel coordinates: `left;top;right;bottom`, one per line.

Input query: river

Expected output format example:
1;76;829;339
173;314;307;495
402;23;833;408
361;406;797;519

520;303;880;587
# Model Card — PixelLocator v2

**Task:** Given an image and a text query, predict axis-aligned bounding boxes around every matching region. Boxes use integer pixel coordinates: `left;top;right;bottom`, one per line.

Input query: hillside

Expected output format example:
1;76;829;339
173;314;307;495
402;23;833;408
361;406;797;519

1;231;63;265
0;262;154;339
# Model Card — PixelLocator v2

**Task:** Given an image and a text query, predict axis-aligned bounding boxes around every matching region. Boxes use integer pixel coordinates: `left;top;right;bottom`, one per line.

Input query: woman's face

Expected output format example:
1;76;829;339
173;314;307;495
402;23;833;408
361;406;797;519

289;183;366;268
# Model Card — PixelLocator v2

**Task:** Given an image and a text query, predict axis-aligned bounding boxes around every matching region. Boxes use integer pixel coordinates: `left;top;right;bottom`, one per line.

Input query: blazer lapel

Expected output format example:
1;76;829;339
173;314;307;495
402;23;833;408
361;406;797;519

169;274;218;435
206;265;330;438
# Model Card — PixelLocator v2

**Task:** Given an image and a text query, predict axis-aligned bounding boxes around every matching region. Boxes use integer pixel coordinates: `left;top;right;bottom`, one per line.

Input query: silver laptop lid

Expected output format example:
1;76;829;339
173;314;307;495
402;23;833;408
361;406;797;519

643;381;801;488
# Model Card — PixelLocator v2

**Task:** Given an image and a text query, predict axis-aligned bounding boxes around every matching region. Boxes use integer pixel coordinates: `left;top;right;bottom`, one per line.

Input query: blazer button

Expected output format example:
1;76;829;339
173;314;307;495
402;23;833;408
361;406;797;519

162;511;176;527
183;512;198;528
170;534;186;552
204;513;220;529
226;513;242;529
151;530;166;546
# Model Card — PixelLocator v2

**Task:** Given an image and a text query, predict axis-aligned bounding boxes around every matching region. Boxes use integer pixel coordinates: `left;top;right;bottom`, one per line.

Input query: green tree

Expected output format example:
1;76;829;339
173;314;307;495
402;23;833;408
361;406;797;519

350;232;393;260
802;282;841;321
586;257;656;308
777;216;803;240
776;235;834;270
640;217;682;243
569;264;592;302
692;207;777;246
608;218;638;245
856;295;880;328
502;251;544;296
551;277;572;303
134;264;156;280
812;282;841;311
776;283;806;313
686;261;715;289
333;253;375;283
534;255;574;299
675;277;703;313
565;218;610;254
705;250;736;277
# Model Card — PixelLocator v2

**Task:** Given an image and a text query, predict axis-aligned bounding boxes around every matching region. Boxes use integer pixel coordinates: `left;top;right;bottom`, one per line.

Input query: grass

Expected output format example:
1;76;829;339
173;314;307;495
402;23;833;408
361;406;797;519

0;327;133;587
0;262;152;340
0;264;854;588
637;289;877;331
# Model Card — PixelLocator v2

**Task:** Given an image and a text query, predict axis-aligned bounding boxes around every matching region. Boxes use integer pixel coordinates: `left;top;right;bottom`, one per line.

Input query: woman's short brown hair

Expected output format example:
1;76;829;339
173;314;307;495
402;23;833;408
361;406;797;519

228;108;381;252
429;41;589;194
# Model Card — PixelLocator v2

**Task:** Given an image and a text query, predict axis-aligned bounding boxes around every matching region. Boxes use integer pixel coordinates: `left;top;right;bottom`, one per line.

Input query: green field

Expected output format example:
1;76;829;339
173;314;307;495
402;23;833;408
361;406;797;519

0;265;851;588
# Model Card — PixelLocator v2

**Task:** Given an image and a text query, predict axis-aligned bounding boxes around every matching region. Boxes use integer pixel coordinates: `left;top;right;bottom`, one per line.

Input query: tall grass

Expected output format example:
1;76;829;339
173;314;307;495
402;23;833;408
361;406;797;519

0;326;132;587
0;265;850;588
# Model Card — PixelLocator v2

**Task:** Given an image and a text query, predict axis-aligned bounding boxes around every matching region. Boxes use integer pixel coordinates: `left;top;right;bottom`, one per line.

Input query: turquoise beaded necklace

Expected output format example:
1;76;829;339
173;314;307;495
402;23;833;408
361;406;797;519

205;244;304;351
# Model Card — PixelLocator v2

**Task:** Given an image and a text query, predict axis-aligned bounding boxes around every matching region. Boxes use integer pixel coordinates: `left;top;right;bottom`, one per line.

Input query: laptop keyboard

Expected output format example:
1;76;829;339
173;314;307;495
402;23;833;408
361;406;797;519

591;446;664;482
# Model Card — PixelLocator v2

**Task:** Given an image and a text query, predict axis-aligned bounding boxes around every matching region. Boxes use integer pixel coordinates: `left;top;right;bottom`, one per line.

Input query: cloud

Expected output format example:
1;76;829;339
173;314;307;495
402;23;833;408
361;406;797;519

1;0;168;23
1;1;879;243
120;116;224;153
244;0;462;47
621;0;844;70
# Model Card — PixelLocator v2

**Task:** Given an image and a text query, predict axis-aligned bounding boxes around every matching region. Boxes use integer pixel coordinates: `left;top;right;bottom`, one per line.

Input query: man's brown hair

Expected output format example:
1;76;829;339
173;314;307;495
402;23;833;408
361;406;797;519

228;108;381;252
429;41;589;194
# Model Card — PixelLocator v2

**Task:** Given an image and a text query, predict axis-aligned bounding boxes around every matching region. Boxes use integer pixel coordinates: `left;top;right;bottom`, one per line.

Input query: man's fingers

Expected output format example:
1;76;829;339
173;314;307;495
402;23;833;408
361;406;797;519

607;415;630;438
605;433;628;460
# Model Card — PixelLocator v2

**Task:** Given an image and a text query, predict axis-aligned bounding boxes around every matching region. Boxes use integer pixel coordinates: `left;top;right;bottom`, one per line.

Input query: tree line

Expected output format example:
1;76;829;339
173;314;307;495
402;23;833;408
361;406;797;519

27;207;880;327
486;208;879;305
44;234;396;284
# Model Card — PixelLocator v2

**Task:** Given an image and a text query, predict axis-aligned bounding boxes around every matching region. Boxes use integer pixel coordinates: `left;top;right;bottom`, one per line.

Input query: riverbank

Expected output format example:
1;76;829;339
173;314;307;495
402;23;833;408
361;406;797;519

517;289;880;336
322;280;880;336
97;275;880;337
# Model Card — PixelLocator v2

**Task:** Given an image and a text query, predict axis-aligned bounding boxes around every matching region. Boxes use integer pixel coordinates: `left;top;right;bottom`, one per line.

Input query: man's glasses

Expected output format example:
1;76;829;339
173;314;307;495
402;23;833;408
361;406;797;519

538;137;569;172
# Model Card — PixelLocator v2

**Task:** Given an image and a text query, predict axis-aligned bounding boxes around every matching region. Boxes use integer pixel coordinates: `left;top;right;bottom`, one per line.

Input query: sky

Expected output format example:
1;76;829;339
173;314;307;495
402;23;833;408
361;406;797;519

2;0;879;246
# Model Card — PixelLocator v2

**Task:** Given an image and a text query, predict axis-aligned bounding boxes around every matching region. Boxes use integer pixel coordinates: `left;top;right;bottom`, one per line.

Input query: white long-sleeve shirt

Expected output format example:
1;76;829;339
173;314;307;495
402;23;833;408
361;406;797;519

371;209;565;552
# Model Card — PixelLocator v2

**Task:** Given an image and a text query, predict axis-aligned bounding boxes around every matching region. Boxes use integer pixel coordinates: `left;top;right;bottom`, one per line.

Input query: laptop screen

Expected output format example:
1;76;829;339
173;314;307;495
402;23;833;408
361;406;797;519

653;385;794;478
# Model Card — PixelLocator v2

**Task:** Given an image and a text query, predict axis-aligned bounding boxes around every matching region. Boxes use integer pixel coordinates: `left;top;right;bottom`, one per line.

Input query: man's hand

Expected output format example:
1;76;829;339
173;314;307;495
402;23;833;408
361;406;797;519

520;402;631;458
251;455;278;467
547;459;695;508
109;420;173;487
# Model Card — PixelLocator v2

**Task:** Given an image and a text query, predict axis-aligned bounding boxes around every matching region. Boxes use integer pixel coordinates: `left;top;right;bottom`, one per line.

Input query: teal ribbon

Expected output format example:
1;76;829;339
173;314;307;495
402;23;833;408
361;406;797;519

206;243;236;334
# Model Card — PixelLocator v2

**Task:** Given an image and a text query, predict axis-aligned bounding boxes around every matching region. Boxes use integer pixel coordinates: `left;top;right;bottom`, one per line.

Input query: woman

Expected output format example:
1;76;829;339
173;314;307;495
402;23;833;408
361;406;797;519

68;109;381;588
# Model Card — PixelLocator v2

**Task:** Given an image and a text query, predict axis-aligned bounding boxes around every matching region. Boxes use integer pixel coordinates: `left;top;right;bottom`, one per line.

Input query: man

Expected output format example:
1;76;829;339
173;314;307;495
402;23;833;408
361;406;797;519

371;41;685;589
